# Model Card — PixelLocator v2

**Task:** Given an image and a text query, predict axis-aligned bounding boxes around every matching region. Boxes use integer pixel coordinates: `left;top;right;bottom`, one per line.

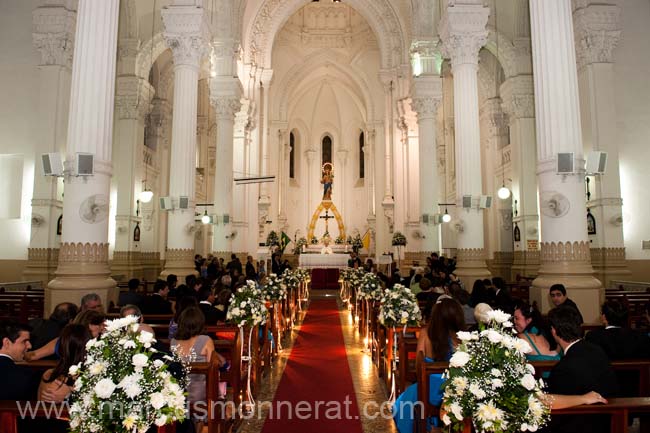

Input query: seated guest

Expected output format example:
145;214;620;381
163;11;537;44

80;293;103;313
409;273;423;295
142;279;173;315
492;276;514;314
171;307;227;431
198;287;220;325
545;305;619;433
169;296;198;340
120;304;154;335
245;255;258;280
213;288;231;323
512;300;559;362
38;324;90;402
449;285;475;327
469;279;491;307
25;310;105;361
415;278;438;321
549;284;583;324
166;274;178;298
0;321;40;400
118;278;144;307
28;302;78;353
394;299;466;433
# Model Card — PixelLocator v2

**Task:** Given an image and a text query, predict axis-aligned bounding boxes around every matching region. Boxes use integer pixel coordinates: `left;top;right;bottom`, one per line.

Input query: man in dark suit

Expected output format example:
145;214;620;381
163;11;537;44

119;278;144;307
28;302;78;353
141;280;173;315
549;284;583;324
0;321;39;400
198;287;220;325
245;255;257;280
491;277;514;314
546;306;619;433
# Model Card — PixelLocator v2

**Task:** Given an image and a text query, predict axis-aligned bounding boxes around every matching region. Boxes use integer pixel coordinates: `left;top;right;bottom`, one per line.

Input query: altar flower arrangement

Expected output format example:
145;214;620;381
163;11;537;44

441;310;550;433
227;280;269;327
69;316;186;433
378;283;421;326
334;235;345;245
310;236;319;245
358;272;383;302
391;231;407;246
351;234;364;253
266;230;280;247
292;237;308;255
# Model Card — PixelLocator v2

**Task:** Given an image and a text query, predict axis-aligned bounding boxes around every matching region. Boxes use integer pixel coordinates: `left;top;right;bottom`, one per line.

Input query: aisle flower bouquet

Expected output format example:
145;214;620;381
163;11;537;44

261;273;288;302
391;231;407;246
281;269;300;290
227;280;269;327
378;283;421;326
358;272;383;302
295;267;311;283
69;316;186;433
441;310;550;433
341;268;365;290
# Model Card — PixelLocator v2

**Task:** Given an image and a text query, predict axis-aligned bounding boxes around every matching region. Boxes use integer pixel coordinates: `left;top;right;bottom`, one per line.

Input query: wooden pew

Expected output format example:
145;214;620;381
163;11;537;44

380;325;422;393
0;293;44;322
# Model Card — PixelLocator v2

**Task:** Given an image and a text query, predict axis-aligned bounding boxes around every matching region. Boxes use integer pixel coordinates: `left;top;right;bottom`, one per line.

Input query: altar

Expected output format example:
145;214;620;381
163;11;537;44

298;253;349;269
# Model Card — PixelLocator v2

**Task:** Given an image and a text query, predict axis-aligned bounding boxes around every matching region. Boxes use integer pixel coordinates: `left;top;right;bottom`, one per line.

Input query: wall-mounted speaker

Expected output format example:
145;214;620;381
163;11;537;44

421;214;430;224
223;214;230;224
462;195;472;208
75;152;94;176
178;196;189;209
557;152;575;174
159;196;172;210
41;153;63;176
480;195;492;209
586;151;608;175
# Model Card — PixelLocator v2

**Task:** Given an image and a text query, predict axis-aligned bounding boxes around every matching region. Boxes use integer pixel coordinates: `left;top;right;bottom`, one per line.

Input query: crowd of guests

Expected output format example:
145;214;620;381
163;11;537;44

383;253;650;433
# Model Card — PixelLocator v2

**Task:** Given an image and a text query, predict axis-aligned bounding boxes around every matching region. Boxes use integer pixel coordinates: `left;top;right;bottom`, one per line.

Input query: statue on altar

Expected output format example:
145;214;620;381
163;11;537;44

321;162;333;201
320;234;333;255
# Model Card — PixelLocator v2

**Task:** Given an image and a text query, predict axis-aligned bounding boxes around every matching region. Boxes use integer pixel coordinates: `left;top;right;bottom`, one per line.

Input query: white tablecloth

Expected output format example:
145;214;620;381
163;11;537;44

298;254;349;269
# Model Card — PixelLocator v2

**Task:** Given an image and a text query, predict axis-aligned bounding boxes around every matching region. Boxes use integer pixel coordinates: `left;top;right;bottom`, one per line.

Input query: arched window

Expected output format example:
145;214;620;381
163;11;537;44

359;131;365;179
322;135;332;165
289;131;295;179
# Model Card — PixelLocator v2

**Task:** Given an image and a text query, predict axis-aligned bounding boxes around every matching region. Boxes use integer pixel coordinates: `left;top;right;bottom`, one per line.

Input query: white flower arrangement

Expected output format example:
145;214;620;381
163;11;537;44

262;273;288;302
281;269;300;291
441;310;550;433
378;284;422;326
227;280;269;327
341;268;366;290
294;267;311;283
357;272;383;302
391;231;407;246
69;315;187;433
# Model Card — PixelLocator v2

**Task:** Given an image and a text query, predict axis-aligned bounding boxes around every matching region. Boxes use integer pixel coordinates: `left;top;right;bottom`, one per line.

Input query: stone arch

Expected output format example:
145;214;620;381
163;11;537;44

483;26;520;79
135;32;169;80
243;0;409;69
275;52;375;123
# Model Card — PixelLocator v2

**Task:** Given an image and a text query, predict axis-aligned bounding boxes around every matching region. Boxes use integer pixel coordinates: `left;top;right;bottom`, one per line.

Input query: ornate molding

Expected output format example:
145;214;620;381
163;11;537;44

457;248;487;262
411;97;442;119
500;75;535;119
573;4;621;70
439;4;490;68
211;96;241;120
32;4;76;67
27;247;60;263
115;76;155;120
58;242;109;264
118;38;140;63
590;247;626;264
31;198;63;208
161;7;211;69
540;241;592;264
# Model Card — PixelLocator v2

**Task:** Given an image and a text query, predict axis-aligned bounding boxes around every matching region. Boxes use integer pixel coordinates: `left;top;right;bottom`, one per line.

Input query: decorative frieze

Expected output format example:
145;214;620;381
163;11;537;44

32;4;76;67
28;247;60;263
540;241;591;263
573;4;621;70
58;242;110;264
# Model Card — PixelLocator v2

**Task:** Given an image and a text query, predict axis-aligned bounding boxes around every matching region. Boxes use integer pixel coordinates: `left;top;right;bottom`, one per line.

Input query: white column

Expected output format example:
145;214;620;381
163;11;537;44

336;147;349;236
411;77;442;254
364;126;377;256
111;72;154;280
573;2;629;286
232;99;252;254
379;72;395;235
257;70;274;240
160;3;210;278
439;2;491;284
529;0;602;322
47;0;119;313
501;75;540;279
210;78;241;254
25;2;75;286
276;126;289;231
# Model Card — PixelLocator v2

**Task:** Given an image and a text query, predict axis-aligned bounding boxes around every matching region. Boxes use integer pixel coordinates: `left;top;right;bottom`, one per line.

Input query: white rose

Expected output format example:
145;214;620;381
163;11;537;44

89;362;105;376
449;351;470;368
132;353;149;369
85;339;97;350
150;392;166;409
491;368;501;377
230;307;241;317
68;364;79;376
526;363;536;375
153;359;164;368
154;415;168;426
513;338;532;354
456;331;476;341
521;373;536;391
138;331;154;345
486;309;510;324
94;378;116;399
491;378;504;389
485;329;503;344
123;340;136;349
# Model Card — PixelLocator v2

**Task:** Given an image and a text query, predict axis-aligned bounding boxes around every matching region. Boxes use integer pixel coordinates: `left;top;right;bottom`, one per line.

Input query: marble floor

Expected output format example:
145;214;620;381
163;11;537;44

236;291;397;433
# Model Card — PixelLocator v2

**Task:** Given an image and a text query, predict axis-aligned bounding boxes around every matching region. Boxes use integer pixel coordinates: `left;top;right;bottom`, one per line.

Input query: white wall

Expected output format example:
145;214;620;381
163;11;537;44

0;0;41;260
615;0;650;260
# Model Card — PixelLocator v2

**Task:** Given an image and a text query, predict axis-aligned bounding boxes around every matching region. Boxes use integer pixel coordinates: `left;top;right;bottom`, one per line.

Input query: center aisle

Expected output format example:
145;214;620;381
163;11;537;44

260;299;363;433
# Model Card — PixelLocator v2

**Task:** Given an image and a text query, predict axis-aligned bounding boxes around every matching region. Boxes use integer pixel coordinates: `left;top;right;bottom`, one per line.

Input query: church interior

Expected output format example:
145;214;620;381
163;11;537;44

1;0;650;432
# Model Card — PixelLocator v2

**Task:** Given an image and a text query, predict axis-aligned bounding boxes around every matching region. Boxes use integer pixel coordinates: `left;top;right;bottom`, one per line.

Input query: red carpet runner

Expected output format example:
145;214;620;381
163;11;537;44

260;299;363;433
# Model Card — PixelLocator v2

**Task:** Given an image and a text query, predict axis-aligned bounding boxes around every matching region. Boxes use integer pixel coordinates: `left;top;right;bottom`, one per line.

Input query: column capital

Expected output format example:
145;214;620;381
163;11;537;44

439;3;490;69
32;3;76;68
410;39;440;76
573;4;621;70
209;76;242;120
162;6;211;69
114;76;155;120
411;75;443;120
500;75;535;119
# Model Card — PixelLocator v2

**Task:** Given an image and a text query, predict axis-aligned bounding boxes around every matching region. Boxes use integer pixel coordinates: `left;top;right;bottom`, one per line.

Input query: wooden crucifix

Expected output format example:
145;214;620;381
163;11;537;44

319;209;335;234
